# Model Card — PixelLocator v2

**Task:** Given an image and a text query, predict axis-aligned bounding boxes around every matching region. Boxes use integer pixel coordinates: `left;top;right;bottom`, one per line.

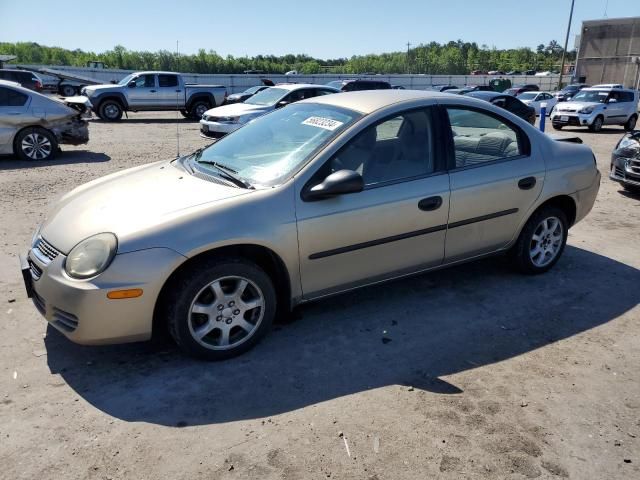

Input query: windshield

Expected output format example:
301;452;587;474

194;103;361;186
562;85;580;92
518;92;538;100
117;73;136;86
243;86;263;94
245;87;288;106
572;90;608;103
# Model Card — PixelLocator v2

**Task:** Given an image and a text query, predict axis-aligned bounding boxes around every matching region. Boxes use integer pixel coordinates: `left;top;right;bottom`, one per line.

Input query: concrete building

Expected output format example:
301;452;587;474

576;17;640;89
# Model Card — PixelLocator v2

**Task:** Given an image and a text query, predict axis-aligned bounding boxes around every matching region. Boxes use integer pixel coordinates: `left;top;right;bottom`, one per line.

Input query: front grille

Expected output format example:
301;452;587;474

32;291;46;316
629;159;640;175
33;237;61;264
52;308;79;332
615;166;625;178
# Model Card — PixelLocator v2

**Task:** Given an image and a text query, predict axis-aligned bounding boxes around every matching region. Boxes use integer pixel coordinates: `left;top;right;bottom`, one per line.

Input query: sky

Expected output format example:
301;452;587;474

1;0;638;58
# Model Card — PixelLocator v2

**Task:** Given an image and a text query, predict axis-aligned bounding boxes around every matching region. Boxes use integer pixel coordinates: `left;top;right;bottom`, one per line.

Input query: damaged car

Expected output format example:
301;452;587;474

0;79;90;161
610;130;640;192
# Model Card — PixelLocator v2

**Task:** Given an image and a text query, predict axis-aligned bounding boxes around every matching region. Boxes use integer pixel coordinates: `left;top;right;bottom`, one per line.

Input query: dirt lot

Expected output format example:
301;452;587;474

1;112;639;480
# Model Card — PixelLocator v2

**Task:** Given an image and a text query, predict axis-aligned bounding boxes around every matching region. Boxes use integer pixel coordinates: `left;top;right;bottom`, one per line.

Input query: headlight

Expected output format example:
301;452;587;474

617;136;640;150
65;233;117;279
579;106;595;114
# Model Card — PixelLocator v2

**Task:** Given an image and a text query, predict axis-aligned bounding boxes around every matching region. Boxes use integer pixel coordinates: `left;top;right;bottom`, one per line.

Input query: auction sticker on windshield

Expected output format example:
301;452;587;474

302;116;344;131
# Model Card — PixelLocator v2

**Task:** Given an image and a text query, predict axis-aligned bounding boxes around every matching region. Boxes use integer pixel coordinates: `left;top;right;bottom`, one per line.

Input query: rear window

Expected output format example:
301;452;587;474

0;87;29;107
0;71;16;81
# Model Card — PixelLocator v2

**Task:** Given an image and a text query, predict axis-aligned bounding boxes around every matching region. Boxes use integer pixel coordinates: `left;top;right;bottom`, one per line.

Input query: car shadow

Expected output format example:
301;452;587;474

45;246;640;426
618;188;640;200
93;117;196;124
0;151;110;170
556;126;627;135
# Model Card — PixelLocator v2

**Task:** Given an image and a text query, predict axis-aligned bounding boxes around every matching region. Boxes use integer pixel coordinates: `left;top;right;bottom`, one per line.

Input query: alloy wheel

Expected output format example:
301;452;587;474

21;132;52;160
188;275;265;350
529;217;563;267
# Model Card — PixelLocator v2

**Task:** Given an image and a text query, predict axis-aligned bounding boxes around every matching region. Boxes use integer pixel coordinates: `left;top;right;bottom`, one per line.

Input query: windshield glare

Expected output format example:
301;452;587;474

245;87;288;106
572;90;608;103
244;86;262;94
118;74;136;86
194;103;361;186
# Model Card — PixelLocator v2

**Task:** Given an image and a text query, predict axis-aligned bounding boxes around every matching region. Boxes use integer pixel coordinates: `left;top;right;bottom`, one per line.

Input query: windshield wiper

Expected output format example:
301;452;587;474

198;160;254;189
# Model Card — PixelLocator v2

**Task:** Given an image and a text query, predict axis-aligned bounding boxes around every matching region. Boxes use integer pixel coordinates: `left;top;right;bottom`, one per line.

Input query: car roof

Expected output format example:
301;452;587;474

582;86;633;92
270;83;339;91
133;71;181;76
0;78;29;89
299;89;459;114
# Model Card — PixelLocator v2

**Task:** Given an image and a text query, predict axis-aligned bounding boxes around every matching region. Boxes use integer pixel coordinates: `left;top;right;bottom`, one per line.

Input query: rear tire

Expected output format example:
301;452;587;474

14;127;58;161
189;101;211;120
511;206;568;275
165;257;276;360
98;100;123;122
624;114;637;132
59;84;77;96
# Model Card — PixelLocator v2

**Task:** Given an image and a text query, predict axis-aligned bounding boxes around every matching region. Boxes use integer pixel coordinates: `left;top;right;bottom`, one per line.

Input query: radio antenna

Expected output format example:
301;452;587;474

175;39;181;158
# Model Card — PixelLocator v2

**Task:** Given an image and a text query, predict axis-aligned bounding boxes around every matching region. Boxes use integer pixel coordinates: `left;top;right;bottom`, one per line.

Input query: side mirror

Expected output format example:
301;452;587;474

128;81;136;88
276;100;289;108
303;170;364;201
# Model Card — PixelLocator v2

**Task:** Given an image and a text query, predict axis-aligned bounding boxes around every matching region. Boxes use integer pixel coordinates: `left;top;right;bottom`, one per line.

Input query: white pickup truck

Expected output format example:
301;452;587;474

80;71;227;121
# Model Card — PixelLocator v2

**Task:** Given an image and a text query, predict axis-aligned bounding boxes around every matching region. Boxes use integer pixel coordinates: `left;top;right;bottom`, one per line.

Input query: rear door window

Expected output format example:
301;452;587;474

158;75;179;88
0;87;29;107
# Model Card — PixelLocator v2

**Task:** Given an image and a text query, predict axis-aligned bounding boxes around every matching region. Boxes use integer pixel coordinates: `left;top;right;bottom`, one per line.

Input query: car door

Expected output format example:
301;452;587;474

156;74;183;108
442;104;544;262
295;107;450;297
604;91;628;124
126;74;157;108
0;86;30;153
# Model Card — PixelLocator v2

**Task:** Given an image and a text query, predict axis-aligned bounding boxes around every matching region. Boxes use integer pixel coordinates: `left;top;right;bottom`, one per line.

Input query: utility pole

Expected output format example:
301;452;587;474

406;42;411;74
558;0;575;90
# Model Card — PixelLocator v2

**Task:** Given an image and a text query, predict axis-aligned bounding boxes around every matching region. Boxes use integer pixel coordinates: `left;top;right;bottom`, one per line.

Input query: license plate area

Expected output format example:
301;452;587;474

560;115;569;122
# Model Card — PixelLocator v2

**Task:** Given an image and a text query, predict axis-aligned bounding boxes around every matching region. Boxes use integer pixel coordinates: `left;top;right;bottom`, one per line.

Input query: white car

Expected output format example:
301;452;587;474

518;91;558;115
199;84;338;138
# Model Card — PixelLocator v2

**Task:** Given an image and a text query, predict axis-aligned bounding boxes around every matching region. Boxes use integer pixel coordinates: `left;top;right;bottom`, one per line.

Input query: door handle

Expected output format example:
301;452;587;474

518;176;537;190
418;196;443;211
175;89;182;92
150;89;156;93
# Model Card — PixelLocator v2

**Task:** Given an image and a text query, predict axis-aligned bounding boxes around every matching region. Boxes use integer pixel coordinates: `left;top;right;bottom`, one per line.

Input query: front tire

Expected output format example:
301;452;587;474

511;206;568;275
552;124;562;130
165;258;276;360
588;115;604;132
14;127;58;161
180;109;190;118
624;114;637;132
98;100;123;122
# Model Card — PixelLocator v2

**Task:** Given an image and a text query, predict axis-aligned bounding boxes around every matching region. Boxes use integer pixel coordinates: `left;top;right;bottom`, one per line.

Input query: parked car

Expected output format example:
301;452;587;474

326;79;391;91
488;70;505;75
517;91;558;115
391;85;406;90
200;84;339;138
0;80;89;161
430;85;458;92
224;85;270;104
610;130;640;192
506;70;522;75
550;87;639;132
21;90;600;359
592;83;624;89
504;84;540;96
555;84;590;102
471;70;487;75
80;71;227;121
0;69;43;92
524;70;537;76
465;91;536;124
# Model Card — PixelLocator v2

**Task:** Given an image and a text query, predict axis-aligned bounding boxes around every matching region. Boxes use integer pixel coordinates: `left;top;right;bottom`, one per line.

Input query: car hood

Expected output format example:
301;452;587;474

83;84;120;94
557;100;601;110
203;102;271;117
40;160;249;254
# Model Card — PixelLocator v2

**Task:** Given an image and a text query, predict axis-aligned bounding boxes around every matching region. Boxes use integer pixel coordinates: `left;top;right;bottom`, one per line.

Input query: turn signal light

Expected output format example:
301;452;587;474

107;289;143;299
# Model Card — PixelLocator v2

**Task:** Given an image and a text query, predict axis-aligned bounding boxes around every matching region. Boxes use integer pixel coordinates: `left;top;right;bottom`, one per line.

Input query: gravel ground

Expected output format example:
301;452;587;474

1;111;639;480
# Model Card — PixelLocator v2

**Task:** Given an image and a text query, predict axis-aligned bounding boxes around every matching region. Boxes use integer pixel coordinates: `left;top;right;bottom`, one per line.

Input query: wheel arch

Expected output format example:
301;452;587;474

94;92;129;111
152;243;292;338
534;195;577;226
186;93;215;111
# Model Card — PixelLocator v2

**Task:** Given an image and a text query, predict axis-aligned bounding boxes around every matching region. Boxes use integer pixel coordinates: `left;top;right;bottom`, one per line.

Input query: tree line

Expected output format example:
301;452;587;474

0;41;575;75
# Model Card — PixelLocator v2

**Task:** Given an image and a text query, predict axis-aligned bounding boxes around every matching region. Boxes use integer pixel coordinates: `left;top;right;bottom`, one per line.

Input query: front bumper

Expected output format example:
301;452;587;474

25;241;185;345
199;119;241;139
610;155;640;188
550;110;600;128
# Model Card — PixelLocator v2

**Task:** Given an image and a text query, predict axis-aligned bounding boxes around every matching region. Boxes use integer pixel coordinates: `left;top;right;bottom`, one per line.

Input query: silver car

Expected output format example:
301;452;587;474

0;79;90;160
21;90;601;359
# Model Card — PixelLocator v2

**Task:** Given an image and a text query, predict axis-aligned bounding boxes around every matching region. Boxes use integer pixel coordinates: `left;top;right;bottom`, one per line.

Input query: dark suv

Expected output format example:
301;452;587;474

0;69;43;91
326;79;391;92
